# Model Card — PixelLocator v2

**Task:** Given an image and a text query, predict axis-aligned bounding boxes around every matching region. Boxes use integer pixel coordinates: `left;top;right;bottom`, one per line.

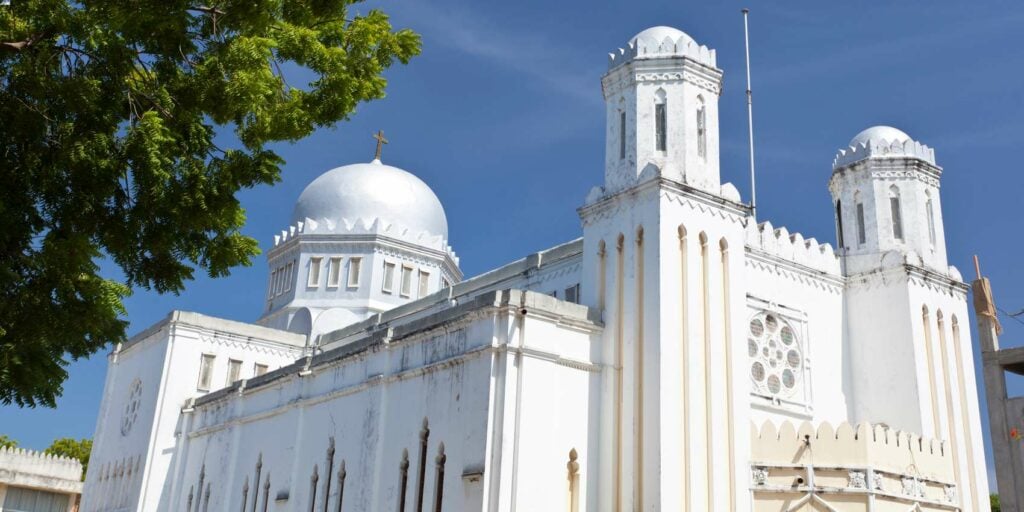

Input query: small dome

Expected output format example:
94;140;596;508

849;126;912;148
630;26;695;47
292;160;448;240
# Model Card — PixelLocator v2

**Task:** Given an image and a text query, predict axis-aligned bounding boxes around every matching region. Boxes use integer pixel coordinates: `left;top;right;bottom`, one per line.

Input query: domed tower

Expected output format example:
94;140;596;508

829;126;948;275
601;26;724;195
834;126;989;505
258;157;461;340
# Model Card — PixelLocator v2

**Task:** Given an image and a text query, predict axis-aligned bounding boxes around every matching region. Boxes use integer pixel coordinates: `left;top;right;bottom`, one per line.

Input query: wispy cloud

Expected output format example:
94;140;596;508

397;4;604;106
757;12;1024;87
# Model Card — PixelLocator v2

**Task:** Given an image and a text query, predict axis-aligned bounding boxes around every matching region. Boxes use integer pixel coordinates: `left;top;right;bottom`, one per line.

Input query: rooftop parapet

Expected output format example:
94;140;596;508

745;221;841;275
0;446;84;492
271;217;458;263
833;136;936;170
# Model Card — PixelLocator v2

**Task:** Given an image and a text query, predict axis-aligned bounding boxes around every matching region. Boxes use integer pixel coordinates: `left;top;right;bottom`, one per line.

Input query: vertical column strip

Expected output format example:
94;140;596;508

699;233;713;512
720;239;735;511
951;317;980;511
635;228;644;512
678;227;690;511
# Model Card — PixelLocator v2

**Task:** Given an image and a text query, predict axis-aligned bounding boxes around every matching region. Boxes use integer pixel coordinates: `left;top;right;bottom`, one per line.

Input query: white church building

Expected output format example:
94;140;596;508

82;26;991;512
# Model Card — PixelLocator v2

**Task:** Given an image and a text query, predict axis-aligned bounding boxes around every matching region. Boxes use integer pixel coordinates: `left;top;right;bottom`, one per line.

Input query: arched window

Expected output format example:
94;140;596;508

654;89;667;152
696;96;707;160
835;200;845;248
889;186;904;240
926;191;937;247
854;191;866;246
619;111;627;160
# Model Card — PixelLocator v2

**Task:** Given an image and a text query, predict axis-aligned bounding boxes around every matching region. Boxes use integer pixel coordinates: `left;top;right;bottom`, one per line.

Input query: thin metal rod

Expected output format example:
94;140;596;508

742;8;757;217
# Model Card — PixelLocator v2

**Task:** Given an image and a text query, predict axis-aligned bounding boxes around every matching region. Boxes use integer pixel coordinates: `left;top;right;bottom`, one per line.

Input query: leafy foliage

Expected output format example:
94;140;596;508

991;494;1000;512
0;0;420;407
0;434;17;449
45;437;92;478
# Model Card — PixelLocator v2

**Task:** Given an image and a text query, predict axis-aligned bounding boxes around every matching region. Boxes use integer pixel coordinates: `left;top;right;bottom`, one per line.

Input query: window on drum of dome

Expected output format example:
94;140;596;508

418;270;430;299
308;257;322;288
254;363;268;377
327;257;342;288
347;258;362;289
400;265;414;297
283;262;293;293
197;354;216;391
747;311;804;401
226;359;242;386
382;262;396;294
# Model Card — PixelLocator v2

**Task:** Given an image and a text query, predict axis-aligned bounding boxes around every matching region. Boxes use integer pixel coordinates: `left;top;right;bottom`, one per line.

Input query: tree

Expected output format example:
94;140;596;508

991;494;1000;512
45;437;91;478
0;0;420;407
0;434;17;449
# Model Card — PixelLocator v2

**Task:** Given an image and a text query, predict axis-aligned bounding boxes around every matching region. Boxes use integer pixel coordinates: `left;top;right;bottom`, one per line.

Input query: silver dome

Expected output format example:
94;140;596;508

292;160;448;240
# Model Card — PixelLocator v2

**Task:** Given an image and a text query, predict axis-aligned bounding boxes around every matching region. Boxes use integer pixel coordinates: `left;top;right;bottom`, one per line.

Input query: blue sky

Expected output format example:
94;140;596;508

4;0;1024;493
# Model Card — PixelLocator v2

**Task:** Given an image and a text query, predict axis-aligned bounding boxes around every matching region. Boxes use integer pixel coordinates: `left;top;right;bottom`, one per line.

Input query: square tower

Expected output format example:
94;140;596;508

601;26;723;195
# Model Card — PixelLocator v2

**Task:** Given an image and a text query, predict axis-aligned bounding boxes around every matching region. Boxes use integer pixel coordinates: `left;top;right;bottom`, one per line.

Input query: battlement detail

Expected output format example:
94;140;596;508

833;137;936;169
745;221;840;275
0;446;84;484
608;34;717;69
273;216;458;262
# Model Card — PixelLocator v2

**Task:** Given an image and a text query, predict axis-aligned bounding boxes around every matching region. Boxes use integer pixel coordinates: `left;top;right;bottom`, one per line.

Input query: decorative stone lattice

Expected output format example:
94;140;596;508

752;467;769;486
901;476;925;498
847;470;866;489
748;312;803;399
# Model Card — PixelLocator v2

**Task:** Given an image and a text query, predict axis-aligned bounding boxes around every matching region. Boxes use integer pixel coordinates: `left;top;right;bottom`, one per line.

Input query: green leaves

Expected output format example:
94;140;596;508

45;437;92;479
0;0;421;407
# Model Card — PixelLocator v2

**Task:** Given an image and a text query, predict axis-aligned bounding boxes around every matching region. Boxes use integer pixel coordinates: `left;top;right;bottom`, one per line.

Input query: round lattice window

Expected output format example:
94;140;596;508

748;312;802;399
121;378;143;436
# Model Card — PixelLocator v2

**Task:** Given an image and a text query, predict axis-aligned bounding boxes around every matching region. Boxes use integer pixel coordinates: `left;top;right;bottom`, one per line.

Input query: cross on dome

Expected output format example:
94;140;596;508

373;130;388;161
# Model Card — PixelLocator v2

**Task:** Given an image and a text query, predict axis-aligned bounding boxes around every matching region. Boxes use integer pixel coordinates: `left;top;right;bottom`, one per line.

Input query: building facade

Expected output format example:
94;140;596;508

82;25;990;512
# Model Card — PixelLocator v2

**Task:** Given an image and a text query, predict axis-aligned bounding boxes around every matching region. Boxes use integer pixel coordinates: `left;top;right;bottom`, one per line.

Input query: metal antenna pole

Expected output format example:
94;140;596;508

742;8;757;217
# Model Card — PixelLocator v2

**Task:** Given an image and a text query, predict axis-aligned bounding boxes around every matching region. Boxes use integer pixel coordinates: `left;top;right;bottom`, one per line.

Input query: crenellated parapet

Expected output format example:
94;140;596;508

608;32;717;69
0;446;84;492
272;217;459;263
751;421;960;510
833;137;936;169
745;221;841;275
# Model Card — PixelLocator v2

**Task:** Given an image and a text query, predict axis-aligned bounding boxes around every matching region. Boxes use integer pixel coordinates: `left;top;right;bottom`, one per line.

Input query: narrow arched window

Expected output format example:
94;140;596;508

309;464;319;512
926;192;936;246
415;419;430;512
696;96;707;160
241;478;249;512
262;475;271;512
397;450;410;512
251;456;263;512
335;462;347;512
654;89;667;152
889;186;904;240
323;439;335;512
835;200;845;248
432;443;446;512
